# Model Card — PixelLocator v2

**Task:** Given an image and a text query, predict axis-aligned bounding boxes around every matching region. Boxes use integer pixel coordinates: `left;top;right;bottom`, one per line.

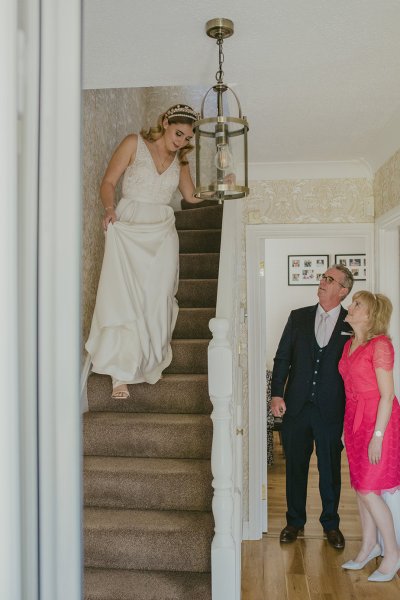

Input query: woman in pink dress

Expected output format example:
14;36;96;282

339;291;400;582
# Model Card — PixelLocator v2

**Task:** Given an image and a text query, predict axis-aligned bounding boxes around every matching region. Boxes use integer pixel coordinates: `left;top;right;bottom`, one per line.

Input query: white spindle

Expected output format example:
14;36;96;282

208;317;236;599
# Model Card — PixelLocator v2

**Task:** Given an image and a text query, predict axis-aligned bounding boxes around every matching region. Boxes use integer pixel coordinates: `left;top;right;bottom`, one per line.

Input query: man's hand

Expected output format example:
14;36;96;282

271;396;286;418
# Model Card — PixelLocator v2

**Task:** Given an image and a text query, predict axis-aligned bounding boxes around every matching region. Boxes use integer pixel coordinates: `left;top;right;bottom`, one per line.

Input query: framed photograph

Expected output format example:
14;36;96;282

288;255;329;286
334;254;366;280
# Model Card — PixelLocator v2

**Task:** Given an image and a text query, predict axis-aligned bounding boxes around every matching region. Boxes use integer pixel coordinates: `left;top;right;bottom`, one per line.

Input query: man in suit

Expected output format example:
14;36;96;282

271;264;354;549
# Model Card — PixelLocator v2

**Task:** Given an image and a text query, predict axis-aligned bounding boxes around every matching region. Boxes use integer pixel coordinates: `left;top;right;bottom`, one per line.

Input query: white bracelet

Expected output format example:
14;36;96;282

104;205;115;211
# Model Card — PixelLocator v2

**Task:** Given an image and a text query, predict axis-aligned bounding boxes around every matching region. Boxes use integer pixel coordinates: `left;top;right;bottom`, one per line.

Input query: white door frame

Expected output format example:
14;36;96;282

375;205;400;391
1;2;21;597
246;222;374;540
38;1;82;599
1;1;82;598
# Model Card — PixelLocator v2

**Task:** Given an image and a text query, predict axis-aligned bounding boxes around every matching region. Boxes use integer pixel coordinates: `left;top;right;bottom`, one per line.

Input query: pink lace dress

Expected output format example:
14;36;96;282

338;335;400;495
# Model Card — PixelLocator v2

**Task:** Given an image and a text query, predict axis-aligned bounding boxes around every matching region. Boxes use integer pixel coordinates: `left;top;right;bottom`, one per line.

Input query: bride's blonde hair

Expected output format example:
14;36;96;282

141;104;198;165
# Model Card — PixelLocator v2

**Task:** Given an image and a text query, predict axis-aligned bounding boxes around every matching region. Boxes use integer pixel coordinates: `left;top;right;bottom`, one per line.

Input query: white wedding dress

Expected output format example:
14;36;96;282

85;135;180;385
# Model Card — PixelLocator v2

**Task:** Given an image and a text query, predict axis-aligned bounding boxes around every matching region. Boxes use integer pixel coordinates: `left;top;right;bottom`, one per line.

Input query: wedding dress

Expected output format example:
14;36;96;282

86;135;180;385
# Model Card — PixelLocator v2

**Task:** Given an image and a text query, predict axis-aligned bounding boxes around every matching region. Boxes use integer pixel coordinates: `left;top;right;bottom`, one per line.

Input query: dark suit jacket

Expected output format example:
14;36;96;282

271;304;352;423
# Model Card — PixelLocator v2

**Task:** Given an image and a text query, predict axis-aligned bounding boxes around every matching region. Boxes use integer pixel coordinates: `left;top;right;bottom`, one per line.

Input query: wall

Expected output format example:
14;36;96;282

373;148;400;218
264;236;369;370
82;87;147;364
238;177;374;523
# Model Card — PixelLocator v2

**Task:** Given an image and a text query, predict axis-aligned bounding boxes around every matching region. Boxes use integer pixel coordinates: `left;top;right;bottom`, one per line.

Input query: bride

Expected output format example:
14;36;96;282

85;104;202;398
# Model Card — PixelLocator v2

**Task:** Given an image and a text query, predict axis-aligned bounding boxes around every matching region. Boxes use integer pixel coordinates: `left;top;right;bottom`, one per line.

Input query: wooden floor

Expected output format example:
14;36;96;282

241;432;400;599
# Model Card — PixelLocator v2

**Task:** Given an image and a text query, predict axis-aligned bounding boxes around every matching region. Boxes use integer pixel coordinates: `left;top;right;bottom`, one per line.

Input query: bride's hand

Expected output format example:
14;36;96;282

103;208;117;231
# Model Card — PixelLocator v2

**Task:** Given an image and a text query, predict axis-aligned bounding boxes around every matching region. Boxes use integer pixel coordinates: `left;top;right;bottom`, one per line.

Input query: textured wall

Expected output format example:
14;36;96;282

239;177;374;523
373;148;400;218
82;87;147;364
246;178;374;224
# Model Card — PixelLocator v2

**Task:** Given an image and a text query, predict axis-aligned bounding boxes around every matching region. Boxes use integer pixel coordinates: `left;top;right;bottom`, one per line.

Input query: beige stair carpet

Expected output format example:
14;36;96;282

83;203;223;600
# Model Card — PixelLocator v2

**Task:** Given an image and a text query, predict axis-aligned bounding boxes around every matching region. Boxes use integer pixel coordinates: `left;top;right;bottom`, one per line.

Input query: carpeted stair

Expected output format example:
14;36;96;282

83;203;223;600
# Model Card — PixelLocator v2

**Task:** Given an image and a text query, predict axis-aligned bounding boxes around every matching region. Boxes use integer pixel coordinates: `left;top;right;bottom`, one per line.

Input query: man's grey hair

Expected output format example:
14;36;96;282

331;263;354;293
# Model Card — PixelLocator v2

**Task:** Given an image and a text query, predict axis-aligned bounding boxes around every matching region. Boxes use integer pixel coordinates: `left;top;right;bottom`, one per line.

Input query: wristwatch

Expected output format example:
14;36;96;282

374;430;383;438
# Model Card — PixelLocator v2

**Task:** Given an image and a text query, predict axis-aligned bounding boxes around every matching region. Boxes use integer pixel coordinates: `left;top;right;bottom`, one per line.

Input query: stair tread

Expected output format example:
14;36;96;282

83;412;212;459
85;506;213;528
84;568;211;600
84;412;211;424
179;252;219;257
87;373;212;414
178;230;221;253
84;456;212;511
179;201;222;211
170;338;210;344
84;508;213;572
89;372;209;382
178;278;217;282
178;228;221;233
84;455;211;472
176;307;215;311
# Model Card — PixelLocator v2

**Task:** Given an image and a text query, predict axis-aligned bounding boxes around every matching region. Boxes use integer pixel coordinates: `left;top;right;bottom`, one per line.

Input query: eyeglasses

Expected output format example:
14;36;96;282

320;274;346;288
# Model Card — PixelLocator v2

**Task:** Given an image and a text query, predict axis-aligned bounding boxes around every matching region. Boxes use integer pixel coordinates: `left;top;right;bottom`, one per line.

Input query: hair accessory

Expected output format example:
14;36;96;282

165;104;199;121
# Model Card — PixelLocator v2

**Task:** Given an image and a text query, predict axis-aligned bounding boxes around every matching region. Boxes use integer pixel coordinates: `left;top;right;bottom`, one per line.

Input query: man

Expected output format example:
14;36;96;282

271;264;354;549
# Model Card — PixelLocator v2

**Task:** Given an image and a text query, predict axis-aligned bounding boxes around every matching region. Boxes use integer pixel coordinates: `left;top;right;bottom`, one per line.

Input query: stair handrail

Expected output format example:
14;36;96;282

208;200;242;600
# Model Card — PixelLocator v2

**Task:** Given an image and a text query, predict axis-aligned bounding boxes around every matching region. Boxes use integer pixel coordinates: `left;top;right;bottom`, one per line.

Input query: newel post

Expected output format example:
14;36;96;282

208;317;236;599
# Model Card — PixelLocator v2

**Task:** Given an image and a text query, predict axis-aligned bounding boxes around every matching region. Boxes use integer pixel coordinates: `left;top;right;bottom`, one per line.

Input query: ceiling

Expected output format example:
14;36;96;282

83;0;400;177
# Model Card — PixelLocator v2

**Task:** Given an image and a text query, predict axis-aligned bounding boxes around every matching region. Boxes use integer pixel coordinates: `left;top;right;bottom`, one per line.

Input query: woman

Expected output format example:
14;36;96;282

339;291;400;582
85;104;202;398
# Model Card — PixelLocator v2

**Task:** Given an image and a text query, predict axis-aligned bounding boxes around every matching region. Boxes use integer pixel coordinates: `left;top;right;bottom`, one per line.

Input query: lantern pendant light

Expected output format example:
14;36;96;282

194;18;249;202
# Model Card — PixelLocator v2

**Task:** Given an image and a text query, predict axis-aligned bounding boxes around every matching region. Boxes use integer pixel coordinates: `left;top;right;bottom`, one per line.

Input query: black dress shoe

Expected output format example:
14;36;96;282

279;525;304;543
324;528;345;549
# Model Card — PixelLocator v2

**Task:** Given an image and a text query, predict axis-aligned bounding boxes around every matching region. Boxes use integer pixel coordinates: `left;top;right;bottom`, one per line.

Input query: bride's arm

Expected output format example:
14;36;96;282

178;164;203;204
100;134;138;230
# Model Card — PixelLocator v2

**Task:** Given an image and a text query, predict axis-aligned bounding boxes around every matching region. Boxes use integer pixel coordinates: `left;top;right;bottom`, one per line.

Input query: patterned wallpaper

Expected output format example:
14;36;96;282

246;178;374;224
82;87;147;365
373;148;400;218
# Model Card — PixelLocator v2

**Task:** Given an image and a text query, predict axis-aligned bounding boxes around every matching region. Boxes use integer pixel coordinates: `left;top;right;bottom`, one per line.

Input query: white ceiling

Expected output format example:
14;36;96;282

83;0;400;177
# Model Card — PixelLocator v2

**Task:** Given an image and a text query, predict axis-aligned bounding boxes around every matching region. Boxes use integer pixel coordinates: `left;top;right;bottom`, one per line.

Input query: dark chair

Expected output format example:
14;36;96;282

266;370;274;466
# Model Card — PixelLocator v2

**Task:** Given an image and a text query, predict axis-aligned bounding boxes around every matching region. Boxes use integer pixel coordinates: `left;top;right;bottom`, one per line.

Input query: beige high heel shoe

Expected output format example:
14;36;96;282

368;556;400;582
341;543;381;570
111;379;130;399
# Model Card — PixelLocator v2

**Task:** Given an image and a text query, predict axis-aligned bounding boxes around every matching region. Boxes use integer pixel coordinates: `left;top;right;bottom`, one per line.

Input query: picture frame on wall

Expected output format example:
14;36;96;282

334;253;366;280
288;255;329;286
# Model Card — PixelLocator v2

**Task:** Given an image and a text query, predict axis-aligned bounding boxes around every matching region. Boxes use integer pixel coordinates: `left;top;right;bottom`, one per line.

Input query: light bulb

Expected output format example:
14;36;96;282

214;143;234;171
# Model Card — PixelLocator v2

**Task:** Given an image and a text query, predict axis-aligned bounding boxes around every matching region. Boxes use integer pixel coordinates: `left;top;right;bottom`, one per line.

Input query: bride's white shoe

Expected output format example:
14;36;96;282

341;544;381;570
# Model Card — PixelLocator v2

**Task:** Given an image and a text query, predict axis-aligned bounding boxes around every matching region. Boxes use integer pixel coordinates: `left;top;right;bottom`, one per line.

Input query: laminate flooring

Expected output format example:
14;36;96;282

241;432;400;599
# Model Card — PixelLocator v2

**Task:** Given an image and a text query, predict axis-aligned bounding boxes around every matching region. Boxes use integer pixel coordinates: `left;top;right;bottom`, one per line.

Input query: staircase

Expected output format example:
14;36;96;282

83;203;223;600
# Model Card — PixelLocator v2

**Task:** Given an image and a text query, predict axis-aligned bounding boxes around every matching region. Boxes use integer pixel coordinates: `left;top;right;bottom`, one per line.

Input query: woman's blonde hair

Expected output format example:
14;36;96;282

352;290;392;339
140;104;197;165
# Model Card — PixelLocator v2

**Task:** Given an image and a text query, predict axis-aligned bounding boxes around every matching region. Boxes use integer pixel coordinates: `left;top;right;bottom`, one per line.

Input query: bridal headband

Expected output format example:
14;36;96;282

165;105;199;121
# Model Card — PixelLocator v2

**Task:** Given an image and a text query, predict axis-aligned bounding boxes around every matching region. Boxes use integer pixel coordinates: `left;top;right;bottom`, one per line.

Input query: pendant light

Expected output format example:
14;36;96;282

194;18;249;202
